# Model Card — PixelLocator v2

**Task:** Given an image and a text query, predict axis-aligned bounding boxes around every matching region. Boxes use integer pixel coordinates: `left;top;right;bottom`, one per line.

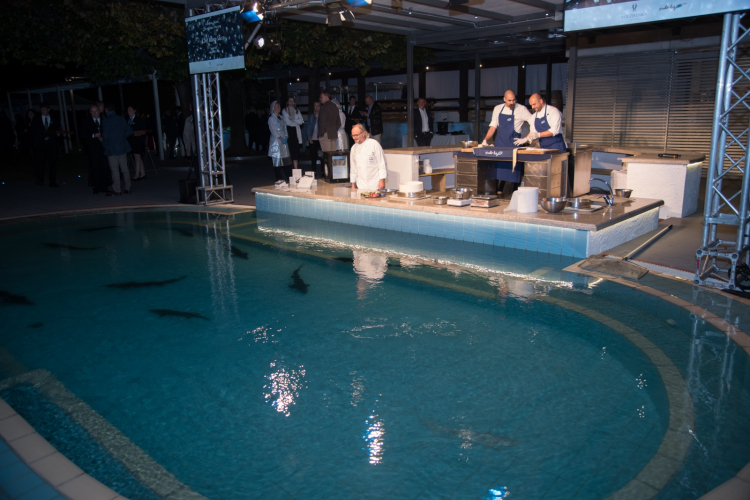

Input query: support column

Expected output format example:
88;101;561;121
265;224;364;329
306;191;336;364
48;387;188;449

459;62;469;122
7;92;18;148
308;64;320;108
518;63;527;107
60;89;72;152
275;77;280;101
418;69;426;100
26;89;32;109
325;70;331;89
357;72;366;107
474;53;481;142
56;87;69;154
118;82;125;114
565;34;578;142
407;36;414;148
70;90;80;151
152;71;164;161
545;56;553;105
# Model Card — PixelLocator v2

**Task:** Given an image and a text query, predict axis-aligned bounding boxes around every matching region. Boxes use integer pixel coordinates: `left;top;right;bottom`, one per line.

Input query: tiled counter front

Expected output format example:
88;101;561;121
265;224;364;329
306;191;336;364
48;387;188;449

256;192;594;258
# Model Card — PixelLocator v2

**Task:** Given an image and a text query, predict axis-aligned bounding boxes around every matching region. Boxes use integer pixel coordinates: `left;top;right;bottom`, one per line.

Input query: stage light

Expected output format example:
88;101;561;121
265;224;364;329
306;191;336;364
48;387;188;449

254;36;265;48
341;10;355;21
327;12;342;26
240;2;264;22
347;0;372;6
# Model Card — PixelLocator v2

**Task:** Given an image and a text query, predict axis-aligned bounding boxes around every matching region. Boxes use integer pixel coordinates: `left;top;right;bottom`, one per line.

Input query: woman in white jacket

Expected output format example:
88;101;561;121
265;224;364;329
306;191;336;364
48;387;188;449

282;96;304;170
331;99;348;151
268;101;292;181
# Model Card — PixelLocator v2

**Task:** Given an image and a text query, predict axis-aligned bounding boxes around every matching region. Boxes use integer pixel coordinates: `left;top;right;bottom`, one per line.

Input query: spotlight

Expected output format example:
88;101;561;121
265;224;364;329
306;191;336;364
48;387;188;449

253;36;265;48
240;2;264;22
341;10;355;22
327;12;342;26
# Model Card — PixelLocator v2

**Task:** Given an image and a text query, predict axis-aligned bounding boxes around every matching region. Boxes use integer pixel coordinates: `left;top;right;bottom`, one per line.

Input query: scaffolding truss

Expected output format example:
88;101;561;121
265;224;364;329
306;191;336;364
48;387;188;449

695;13;750;290
193;71;234;206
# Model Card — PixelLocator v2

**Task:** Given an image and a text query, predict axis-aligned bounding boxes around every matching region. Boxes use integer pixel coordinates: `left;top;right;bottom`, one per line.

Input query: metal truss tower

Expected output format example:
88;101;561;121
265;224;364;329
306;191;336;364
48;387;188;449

696;13;750;290
193;71;234;206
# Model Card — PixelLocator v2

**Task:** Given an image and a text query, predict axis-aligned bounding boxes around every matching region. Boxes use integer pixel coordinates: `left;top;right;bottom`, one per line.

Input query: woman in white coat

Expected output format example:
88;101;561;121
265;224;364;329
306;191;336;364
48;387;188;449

282;96;304;170
332;99;348;151
268;101;292;181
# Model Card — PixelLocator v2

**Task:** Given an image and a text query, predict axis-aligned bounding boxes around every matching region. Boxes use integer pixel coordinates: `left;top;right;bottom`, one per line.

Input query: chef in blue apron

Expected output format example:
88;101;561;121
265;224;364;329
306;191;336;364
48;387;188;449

482;90;532;147
514;93;566;153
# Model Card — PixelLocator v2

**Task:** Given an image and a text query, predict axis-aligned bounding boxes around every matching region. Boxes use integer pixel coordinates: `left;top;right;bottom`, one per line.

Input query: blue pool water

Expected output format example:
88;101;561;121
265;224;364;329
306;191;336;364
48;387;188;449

0;209;748;500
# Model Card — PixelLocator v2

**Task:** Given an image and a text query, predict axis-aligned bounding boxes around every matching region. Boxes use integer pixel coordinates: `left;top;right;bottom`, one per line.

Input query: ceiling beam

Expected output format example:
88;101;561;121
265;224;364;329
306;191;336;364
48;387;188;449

502;0;559;12
366;4;475;27
275;11;415;35
414;18;562;45
405;0;513;22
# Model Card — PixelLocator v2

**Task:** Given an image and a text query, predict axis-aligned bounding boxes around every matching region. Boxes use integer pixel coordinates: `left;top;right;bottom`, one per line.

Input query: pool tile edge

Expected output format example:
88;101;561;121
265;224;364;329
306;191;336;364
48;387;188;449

0;397;125;500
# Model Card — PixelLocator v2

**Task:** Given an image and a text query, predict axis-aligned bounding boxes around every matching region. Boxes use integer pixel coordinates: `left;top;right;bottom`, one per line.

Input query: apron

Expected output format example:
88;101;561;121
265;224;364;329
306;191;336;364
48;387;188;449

495;105;520;147
534;105;566;153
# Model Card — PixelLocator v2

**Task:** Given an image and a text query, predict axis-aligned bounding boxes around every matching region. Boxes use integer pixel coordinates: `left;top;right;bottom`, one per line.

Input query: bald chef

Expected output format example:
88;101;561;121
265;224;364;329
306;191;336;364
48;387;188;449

514;93;566;153
482;90;532;147
350;124;387;191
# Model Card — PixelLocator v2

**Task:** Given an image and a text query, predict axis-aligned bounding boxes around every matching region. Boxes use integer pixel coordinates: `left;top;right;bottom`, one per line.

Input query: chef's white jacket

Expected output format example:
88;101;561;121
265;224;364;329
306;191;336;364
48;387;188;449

350;138;387;191
489;104;532;133
529;105;563;136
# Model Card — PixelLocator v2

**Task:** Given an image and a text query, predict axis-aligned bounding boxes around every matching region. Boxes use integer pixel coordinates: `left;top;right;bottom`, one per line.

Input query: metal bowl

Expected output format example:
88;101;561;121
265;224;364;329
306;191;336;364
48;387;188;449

567;198;592;210
451;188;473;200
460;140;478;148
433;196;448;205
540;197;567;213
615;189;633;198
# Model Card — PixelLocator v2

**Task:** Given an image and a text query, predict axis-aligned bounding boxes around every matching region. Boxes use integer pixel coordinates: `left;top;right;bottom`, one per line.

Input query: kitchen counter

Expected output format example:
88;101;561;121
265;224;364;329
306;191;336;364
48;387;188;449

383;145;462;155
252;183;662;232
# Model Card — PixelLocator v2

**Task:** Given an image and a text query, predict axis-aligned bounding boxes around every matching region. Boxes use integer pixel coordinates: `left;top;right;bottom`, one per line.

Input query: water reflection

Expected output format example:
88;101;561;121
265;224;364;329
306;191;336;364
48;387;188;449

263;362;306;417
362;400;385;465
353;250;387;300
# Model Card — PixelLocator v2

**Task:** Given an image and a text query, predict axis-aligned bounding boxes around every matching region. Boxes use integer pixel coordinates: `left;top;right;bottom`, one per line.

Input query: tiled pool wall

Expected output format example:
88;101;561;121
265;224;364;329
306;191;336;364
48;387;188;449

255;211;583;282
256;193;590;258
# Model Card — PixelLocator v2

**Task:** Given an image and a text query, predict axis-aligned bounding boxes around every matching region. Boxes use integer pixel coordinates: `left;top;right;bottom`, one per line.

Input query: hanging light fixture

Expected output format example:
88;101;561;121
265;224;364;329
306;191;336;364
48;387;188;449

240;1;264;22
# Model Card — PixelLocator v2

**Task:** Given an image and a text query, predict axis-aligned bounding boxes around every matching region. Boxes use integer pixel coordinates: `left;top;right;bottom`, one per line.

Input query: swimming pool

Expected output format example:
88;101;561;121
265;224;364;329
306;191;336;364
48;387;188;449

0;208;748;500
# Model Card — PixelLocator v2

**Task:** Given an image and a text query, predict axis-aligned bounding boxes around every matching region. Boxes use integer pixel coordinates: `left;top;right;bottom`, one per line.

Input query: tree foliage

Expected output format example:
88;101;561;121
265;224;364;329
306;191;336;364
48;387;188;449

0;0;188;83
245;21;432;75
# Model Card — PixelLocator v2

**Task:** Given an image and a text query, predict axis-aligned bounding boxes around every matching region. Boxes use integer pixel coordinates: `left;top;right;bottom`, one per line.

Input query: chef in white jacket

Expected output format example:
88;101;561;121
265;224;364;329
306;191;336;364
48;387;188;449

350;124;387;191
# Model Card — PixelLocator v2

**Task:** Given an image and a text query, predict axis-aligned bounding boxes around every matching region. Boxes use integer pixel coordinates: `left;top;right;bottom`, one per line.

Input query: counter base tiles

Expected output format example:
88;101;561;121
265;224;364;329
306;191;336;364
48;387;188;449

254;190;661;259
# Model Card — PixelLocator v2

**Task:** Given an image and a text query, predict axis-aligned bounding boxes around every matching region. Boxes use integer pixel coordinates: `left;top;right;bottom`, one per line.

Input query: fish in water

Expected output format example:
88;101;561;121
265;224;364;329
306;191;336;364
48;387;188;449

43;243;102;251
289;265;309;294
104;276;187;289
149;309;209;321
164;228;194;238
230;246;248;259
420;419;519;449
28;322;43;328
0;291;34;306
78;225;120;232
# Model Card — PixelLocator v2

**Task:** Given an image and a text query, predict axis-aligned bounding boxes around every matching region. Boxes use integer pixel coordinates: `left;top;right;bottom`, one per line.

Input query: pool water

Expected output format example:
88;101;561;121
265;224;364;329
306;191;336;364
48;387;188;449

0;209;748;500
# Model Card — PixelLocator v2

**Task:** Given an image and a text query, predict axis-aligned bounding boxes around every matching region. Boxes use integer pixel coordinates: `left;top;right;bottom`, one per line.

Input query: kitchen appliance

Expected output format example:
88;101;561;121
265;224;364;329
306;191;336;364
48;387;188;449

470;194;500;208
437;122;449;135
323;151;350;183
447;198;471;207
460;140;479;148
540;197;567;213
433;196;448;205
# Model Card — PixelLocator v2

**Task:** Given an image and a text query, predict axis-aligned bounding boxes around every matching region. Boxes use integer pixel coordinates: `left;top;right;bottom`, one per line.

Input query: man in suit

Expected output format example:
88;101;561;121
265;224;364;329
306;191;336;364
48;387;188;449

81;104;109;194
31;102;60;187
345;97;361;136
361;95;383;144
413;98;434;147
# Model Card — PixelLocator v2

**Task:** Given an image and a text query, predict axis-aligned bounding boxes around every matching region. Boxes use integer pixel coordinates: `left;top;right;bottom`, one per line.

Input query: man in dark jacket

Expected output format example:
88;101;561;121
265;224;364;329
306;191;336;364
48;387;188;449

361;95;383;144
413;98;434;147
318;89;341;153
102;102;133;196
81;104;109;193
31;102;60;187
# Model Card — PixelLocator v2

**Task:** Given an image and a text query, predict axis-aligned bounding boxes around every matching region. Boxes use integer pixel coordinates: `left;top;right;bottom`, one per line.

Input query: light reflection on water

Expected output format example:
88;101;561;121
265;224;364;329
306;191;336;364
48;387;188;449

363;400;385;465
263;362;307;417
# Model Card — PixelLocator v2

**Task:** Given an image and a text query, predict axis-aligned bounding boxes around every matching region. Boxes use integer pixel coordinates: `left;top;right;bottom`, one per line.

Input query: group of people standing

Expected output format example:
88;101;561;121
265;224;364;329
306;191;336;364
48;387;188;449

265;90;384;182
